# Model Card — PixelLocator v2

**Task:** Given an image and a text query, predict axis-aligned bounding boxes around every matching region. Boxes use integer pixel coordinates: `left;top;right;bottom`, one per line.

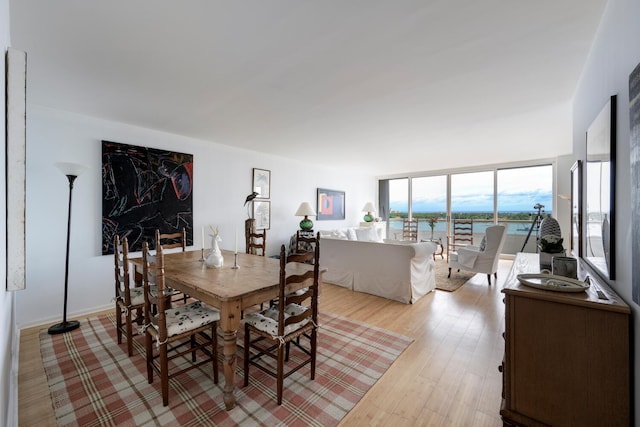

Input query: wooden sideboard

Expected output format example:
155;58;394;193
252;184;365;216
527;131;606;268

500;252;630;426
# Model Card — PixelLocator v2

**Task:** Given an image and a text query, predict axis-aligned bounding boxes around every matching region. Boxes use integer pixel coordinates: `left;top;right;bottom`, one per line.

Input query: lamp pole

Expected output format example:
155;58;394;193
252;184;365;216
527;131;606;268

48;163;86;334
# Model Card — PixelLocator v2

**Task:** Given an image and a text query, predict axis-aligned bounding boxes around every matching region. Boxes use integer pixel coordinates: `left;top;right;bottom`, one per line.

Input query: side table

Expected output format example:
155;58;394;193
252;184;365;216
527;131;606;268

421;237;444;260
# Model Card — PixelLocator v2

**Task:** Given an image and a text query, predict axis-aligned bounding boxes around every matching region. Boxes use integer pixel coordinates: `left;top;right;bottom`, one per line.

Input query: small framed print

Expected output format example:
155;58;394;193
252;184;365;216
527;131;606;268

252;168;271;199
253;200;271;230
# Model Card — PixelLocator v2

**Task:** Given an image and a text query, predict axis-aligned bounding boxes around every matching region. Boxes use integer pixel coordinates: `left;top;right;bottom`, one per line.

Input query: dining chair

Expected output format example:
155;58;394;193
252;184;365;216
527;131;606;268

158;227;189;303
245;218;267;256
295;230;315;254
114;235;144;356
402;218;418;241
243;233;320;405
157;227;186;251
446;218;473;259
142;233;220;406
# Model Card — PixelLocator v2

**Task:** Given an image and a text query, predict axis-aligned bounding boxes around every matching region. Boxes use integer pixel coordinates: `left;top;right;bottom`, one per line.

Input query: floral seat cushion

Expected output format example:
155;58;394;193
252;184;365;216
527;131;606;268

243;303;310;337
122;285;178;306
154;301;220;337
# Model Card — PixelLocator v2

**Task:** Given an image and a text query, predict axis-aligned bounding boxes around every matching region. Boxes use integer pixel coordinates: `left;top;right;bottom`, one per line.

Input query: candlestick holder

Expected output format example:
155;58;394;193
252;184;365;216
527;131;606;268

199;248;206;262
231;252;240;269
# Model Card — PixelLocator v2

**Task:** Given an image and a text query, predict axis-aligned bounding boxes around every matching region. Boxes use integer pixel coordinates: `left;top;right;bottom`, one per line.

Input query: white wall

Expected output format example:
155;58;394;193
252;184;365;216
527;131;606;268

572;0;640;420
16;106;375;328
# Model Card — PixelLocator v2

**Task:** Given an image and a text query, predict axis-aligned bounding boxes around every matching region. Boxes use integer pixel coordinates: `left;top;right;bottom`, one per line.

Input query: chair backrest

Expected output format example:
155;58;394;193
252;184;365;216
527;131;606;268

452;219;473;246
275;233;320;337
402;218;418;241
142;232;168;342
157;227;186;251
295;230;316;254
478;225;507;273
245;218;267;256
481;225;507;256
114;235;132;305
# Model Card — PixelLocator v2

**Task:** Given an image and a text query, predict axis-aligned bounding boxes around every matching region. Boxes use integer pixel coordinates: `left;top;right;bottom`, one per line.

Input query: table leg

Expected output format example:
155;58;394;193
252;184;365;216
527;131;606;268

219;300;241;410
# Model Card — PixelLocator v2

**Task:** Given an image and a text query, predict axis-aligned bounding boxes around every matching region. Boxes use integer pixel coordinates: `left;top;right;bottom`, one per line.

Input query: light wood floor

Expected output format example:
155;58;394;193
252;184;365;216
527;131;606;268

18;260;511;426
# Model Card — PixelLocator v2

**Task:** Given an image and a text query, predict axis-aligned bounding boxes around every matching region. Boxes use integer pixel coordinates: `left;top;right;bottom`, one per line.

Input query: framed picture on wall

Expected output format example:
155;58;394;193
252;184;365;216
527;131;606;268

570;160;582;257
252;168;271;199
253;200;271;230
317;188;345;220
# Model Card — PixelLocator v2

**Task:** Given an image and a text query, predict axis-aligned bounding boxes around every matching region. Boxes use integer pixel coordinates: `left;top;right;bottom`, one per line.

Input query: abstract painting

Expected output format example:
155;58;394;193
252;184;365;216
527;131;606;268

317;188;345;220
630;63;640;305
102;141;193;254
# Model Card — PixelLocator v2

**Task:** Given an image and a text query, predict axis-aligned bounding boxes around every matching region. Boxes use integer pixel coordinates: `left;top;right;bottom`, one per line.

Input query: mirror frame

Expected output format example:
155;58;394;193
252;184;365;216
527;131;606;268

570;160;582;258
584;95;616;281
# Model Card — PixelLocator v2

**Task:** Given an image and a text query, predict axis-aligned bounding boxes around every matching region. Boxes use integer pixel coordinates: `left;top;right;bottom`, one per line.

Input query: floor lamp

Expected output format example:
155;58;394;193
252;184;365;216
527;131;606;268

48;162;87;335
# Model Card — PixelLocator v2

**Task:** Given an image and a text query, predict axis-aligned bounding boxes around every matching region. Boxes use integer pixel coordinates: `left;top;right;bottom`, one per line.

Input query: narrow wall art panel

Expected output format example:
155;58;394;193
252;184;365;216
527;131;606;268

102;141;193;254
6;48;27;291
630;63;640;305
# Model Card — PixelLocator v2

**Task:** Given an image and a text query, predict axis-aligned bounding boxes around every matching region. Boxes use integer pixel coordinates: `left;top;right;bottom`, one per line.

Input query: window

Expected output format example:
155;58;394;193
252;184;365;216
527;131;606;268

497;165;553;254
412;175;447;241
379;162;554;256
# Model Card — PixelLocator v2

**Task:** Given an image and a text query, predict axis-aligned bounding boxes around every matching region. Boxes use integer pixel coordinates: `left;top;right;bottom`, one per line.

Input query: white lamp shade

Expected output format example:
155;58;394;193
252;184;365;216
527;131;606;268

55;162;88;177
362;202;376;213
295;202;316;217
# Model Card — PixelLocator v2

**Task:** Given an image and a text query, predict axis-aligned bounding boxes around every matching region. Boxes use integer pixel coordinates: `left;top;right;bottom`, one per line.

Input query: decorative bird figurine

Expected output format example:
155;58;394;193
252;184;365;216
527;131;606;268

244;191;259;206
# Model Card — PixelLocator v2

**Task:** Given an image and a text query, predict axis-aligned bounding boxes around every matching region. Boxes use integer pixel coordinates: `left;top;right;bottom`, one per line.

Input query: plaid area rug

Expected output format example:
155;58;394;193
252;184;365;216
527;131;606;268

40;312;412;426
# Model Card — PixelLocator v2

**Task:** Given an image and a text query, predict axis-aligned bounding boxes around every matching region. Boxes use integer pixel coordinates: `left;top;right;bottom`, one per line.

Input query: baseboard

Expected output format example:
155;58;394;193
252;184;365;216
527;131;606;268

18;303;113;331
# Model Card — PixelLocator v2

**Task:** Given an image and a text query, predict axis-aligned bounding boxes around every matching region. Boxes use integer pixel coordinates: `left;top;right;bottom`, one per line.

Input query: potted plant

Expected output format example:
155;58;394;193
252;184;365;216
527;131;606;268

538;234;565;270
427;217;438;240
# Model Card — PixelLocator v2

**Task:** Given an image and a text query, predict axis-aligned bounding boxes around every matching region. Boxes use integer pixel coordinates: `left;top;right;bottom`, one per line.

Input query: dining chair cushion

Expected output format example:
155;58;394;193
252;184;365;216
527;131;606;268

244;303;309;337
156;301;220;337
121;285;177;307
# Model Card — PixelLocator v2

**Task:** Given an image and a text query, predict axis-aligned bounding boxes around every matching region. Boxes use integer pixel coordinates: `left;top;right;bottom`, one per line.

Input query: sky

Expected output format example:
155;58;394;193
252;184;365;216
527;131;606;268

389;165;554;214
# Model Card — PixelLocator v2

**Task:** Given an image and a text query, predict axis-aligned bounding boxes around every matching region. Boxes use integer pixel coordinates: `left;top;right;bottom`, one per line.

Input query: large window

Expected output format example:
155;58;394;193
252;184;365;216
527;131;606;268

379;163;554;255
412;176;447;240
388;178;409;240
497;165;553;253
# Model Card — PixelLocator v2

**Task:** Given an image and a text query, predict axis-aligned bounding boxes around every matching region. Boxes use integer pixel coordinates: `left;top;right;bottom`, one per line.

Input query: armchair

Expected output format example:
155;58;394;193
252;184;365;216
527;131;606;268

448;225;506;285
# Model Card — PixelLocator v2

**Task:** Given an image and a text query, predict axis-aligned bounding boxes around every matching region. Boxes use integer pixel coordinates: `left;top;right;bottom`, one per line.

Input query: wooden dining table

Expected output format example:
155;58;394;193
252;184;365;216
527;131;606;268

130;248;318;410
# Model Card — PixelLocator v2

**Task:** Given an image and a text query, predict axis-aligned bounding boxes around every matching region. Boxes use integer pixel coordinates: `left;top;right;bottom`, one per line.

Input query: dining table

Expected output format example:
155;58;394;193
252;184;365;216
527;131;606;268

129;248;319;410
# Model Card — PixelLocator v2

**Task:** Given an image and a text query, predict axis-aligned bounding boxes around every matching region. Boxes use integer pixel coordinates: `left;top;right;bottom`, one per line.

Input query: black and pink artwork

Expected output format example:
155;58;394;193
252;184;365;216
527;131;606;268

102;140;193;254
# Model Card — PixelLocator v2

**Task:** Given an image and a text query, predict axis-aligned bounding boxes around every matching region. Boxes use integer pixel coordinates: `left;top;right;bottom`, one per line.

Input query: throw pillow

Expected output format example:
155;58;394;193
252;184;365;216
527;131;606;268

355;226;382;242
479;235;487;251
347;228;358;240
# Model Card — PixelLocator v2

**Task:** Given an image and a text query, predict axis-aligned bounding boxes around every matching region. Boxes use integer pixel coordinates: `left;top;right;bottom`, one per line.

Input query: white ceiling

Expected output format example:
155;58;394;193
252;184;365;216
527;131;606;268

9;1;607;175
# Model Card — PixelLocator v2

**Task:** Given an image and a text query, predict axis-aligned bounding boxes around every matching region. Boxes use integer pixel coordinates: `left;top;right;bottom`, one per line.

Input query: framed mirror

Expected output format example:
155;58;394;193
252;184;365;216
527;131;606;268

570;160;582;257
584;95;616;280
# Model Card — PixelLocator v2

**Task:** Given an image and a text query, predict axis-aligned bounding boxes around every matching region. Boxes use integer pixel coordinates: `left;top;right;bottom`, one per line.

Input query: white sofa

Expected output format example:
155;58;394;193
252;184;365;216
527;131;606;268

318;227;437;304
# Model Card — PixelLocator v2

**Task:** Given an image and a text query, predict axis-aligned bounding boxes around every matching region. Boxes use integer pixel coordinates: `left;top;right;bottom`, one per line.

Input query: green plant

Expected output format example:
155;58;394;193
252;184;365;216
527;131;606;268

538;234;564;253
426;217;438;230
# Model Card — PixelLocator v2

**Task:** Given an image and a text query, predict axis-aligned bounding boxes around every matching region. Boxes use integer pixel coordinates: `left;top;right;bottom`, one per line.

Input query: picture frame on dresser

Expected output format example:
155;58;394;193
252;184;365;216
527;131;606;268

570;160;582;258
584;95;616;281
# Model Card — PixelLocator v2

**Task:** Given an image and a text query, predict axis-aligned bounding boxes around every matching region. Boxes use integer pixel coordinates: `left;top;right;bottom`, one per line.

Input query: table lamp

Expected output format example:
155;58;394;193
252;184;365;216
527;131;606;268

362;202;376;222
295;202;316;231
